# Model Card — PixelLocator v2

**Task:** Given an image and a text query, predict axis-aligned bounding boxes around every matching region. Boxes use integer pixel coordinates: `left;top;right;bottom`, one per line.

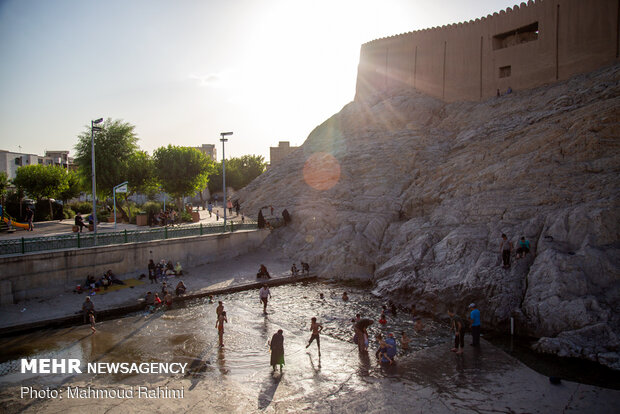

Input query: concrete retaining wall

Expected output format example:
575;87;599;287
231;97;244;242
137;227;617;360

0;229;269;304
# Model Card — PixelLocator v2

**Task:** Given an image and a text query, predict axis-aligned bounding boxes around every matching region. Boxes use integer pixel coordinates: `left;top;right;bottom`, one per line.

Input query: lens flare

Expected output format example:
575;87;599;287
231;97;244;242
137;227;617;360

303;152;341;191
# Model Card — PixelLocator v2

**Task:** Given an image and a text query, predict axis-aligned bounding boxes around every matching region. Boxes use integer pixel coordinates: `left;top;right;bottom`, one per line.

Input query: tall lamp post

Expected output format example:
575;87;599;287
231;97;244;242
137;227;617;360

91;118;103;244
220;131;233;231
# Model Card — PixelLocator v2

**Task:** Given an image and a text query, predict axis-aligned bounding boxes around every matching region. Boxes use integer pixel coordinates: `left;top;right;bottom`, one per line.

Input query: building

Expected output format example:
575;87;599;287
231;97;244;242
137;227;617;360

194;144;217;161
0;149;73;180
270;141;298;166
356;0;619;102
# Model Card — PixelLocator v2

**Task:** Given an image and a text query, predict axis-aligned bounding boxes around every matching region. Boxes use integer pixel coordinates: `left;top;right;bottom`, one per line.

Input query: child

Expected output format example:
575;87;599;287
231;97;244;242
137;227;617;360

305;317;323;356
89;311;96;333
379;312;387;325
401;331;410;350
216;311;228;347
377;335;393;364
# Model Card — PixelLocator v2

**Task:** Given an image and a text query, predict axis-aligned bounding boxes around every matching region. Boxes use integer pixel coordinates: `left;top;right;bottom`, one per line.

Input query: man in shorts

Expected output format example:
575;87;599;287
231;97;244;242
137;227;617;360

305;317;323;357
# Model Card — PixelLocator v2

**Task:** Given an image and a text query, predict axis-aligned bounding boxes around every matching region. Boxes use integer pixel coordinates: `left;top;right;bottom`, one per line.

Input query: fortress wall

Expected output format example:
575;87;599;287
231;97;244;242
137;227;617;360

356;0;619;102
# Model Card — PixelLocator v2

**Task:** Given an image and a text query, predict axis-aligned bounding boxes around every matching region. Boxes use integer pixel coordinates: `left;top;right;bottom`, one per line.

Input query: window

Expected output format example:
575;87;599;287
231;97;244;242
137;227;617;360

499;66;511;78
493;22;539;50
15;157;21;166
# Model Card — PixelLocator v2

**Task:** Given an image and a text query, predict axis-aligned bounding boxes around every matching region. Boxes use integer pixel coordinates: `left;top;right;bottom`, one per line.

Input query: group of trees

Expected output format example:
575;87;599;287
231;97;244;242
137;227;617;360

4;118;267;221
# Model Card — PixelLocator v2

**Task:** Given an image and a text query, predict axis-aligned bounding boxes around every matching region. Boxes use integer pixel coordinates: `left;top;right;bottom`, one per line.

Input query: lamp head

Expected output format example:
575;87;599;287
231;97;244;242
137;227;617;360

93;118;104;124
220;131;233;136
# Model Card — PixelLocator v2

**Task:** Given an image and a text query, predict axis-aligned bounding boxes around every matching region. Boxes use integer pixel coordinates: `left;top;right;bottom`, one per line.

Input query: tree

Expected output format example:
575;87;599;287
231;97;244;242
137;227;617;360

153;145;214;207
12;164;68;219
207;155;267;193
74;118;139;198
127;150;158;197
57;170;83;204
0;171;7;218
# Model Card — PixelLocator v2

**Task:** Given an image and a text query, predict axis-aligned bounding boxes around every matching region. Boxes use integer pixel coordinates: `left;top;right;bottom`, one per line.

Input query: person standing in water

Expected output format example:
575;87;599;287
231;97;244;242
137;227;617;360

215;310;227;347
269;329;285;372
305;317;323;356
259;284;271;313
216;301;224;317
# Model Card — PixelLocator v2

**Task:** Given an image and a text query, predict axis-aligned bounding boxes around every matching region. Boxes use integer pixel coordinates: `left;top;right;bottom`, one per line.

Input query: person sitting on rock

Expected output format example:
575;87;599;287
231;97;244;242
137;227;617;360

301;262;310;274
257;264;270;279
516;236;531;259
174;262;183;275
175;281;186;296
75;213;86;232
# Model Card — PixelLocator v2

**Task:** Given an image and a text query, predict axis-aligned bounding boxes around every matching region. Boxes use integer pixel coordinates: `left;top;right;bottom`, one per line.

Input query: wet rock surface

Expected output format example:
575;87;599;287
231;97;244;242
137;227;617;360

235;63;620;369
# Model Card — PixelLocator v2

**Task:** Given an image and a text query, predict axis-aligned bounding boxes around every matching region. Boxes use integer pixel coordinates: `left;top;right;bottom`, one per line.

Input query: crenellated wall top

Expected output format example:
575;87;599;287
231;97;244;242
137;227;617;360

362;0;542;46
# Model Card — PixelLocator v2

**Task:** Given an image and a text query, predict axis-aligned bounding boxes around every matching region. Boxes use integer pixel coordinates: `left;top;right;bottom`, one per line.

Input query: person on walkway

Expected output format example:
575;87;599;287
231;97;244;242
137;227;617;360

82;297;95;324
448;310;465;354
305;317;323;357
227;200;233;215
148;259;156;283
234;200;240;216
500;234;513;269
516;236;531;259
207;202;213;218
216;210;219;221
216;310;227;347
259;284;271;313
269;329;285;372
75;213;86;232
469;303;481;347
25;206;34;231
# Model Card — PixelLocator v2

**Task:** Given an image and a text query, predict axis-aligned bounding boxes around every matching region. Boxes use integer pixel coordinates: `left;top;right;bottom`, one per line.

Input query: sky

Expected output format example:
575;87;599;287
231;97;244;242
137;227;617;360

0;0;518;163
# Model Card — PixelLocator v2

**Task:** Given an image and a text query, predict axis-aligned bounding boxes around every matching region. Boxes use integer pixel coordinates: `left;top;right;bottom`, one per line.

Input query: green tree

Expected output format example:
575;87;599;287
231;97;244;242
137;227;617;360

12;164;68;219
74;118;139;198
153;145;214;207
127;150;158;197
0;171;8;218
57;170;83;204
207;155;266;193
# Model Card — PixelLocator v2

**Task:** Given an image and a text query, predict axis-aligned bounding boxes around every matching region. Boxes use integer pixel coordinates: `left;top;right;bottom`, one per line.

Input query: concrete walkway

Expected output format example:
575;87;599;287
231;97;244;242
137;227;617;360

0;248;306;333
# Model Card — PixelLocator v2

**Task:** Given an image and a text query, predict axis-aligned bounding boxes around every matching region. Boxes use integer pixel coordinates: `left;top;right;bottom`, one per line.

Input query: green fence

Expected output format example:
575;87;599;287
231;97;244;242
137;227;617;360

0;220;258;256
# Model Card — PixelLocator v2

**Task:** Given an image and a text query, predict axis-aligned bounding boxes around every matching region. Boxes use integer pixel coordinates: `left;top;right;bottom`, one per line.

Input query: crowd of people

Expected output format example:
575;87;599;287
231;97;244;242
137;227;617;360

77;269;126;294
148;259;183;283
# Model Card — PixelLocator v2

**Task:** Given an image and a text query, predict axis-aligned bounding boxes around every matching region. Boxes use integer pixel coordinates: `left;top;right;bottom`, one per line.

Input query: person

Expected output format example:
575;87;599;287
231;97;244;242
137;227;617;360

154;293;162;307
25;206;34;231
259;284;271;313
342;292;349;301
82;297;94;324
305;317;323;356
375;334;393;364
75;213;86;232
216;310;227;347
175;281;186;296
401;331;410;350
87;213;94;226
354;318;373;352
216;301;224;318
270;205;274;216
257;264;270;279
166;260;174;273
227;200;233;215
174;262;183;275
516;236;531;259
144;291;154;308
500;234;513;268
106;270;125;285
378;312;387;325
385;333;398;362
169;209;178;225
301;262;310;274
241;214;245;223
291;263;299;275
448;310;465;354
161;282;169;296
216;210;219;221
148;259;156;283
282;209;291;225
164;292;173;308
269;329;285;372
234;200;240;216
469;303;481;347
207;202;213;218
89;311;96;333
389;302;397;317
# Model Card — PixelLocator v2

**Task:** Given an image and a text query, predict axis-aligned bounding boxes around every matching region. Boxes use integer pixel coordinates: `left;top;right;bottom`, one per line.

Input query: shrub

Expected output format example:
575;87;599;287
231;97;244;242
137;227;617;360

97;210;110;222
63;208;76;219
180;211;192;222
143;201;161;216
70;201;92;214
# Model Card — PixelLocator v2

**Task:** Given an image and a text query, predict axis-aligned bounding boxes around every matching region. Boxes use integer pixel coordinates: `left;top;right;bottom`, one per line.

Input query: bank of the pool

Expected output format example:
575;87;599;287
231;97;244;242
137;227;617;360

0;274;317;337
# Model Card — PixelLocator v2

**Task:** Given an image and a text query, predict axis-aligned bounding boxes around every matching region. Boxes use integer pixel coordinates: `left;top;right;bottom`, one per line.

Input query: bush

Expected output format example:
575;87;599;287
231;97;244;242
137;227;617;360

97;210;110;222
70;201;92;214
143;201;161;216
63;208;76;219
180;211;192;222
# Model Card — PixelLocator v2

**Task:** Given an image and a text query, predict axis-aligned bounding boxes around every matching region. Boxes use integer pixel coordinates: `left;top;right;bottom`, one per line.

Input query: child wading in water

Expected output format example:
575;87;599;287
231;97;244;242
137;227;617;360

305;317;323;356
89;311;96;333
216;311;228;347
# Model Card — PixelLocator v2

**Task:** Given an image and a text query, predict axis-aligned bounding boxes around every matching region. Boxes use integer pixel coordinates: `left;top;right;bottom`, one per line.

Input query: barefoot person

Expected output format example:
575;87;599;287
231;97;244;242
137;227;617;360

216;301;224;317
305;317;323;357
269;329;285;372
89;311;96;333
448;310;465;354
259;284;271;313
215;310;227;347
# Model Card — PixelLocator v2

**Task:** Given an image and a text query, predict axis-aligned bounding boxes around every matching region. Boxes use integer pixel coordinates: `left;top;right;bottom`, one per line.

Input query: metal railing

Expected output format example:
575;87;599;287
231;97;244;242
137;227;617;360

0;220;258;256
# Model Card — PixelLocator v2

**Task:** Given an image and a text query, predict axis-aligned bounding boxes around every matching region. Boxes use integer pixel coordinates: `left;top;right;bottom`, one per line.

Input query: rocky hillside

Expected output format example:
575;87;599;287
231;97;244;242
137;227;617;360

236;63;620;369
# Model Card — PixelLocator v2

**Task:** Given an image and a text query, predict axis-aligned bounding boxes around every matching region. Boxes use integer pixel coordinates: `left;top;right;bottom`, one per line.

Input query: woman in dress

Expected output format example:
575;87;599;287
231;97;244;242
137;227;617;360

269;329;285;372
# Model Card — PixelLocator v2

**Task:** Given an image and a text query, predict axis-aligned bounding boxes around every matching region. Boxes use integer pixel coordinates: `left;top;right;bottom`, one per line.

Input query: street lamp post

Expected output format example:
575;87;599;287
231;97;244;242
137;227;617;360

220;131;233;231
91;118;103;244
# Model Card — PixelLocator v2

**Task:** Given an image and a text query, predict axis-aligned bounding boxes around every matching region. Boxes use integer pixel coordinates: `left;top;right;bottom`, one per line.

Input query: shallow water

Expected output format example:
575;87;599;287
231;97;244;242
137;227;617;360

0;281;448;387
